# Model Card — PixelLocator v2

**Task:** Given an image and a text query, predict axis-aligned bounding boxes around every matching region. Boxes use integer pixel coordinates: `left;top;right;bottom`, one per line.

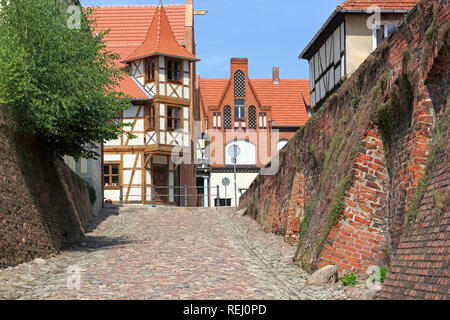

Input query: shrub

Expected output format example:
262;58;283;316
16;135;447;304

341;271;359;286
0;0;132;159
369;266;389;284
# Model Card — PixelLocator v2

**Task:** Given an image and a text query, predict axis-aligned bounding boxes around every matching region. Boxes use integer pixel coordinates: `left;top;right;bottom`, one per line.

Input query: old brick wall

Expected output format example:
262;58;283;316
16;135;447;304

379;124;449;300
240;0;449;296
0;107;92;268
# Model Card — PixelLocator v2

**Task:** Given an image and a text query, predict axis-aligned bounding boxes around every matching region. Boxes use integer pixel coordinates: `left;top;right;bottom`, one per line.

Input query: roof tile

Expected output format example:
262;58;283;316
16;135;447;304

337;0;418;10
200;79;311;127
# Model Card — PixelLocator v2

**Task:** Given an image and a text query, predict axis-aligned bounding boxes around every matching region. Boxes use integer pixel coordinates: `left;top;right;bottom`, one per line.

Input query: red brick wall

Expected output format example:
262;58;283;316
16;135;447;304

379;127;449;300
240;0;449;296
319;128;389;274
0;107;92;268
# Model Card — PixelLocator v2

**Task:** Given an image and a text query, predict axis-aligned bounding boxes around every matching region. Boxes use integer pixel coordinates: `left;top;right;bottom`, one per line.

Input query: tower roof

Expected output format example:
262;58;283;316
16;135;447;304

123;6;198;63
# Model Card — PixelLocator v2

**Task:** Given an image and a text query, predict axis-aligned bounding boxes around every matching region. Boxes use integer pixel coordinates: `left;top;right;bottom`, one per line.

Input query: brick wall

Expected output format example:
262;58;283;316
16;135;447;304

318;127;389;275
240;0;449;297
379;126;449;300
0;107;92;268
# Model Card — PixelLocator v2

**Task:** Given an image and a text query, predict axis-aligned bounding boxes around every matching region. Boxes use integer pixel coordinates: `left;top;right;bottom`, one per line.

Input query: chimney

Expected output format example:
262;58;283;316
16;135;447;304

230;58;249;78
185;0;194;53
273;67;280;85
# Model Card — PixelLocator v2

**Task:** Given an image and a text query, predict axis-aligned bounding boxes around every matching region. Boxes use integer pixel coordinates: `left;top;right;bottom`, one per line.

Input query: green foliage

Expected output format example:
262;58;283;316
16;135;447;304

376;75;413;145
0;0;132;159
297;194;318;248
70;170;96;205
248;197;256;217
407;107;449;224
87;184;97;206
369;266;388;284
318;176;352;251
351;97;360;113
341;271;359;286
379;72;389;93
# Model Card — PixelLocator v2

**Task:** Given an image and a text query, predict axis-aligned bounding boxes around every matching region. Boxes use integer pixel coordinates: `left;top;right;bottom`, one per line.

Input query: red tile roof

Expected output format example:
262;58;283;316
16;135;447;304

251;79;310;126
124;6;198;63
199;79;229;108
89;4;189;99
90;5;187;47
199;79;310;127
337;0;418;10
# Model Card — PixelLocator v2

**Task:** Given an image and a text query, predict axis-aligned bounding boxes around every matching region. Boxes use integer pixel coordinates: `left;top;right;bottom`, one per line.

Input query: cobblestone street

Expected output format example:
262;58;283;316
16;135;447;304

0;206;367;300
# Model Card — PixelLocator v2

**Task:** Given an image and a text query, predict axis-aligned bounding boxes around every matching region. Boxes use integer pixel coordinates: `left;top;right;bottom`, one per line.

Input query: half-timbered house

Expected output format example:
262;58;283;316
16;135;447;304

93;1;202;205
299;0;418;110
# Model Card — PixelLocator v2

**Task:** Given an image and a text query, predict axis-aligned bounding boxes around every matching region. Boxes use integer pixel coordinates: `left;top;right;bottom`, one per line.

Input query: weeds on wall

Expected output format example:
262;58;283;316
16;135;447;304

407;107;449;224
341;271;359;286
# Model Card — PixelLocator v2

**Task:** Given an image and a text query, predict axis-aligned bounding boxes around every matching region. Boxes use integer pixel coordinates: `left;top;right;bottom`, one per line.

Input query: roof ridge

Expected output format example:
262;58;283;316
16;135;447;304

87;4;185;8
156;7;162;52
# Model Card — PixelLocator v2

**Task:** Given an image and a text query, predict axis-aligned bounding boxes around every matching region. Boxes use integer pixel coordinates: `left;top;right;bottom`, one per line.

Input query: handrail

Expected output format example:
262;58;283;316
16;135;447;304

118;185;221;208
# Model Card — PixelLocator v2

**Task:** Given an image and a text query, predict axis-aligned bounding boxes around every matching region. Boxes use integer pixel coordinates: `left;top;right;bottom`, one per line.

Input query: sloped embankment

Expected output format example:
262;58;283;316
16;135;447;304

239;0;449;289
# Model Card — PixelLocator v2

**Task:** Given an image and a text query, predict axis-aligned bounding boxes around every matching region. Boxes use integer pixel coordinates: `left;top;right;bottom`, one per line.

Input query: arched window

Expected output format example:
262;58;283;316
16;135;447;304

277;139;289;151
225;140;256;165
234;70;245;98
248;106;256;129
223;106;231;129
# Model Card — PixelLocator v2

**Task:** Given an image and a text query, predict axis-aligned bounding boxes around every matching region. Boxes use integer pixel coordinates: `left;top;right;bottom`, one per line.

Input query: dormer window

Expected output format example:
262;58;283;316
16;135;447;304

146;57;156;82
167;59;181;82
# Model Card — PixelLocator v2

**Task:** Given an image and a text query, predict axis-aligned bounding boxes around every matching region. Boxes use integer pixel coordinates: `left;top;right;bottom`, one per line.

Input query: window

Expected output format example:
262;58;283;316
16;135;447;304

146;57;156;82
259;112;267;128
234;99;245;120
104;164;120;188
167;106;181;130
223;106;231;129
234;70;245;97
215;198;232;207
147;105;155;130
167;59;181;82
374;24;397;50
248;106;256;129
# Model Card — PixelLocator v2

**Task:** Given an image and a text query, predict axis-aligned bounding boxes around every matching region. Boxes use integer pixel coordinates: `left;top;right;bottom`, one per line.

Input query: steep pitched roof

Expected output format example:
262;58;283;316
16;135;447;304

199;79;229;108
250;79;310;126
123;6;198;63
89;4;192;99
338;0;418;10
199;78;310;127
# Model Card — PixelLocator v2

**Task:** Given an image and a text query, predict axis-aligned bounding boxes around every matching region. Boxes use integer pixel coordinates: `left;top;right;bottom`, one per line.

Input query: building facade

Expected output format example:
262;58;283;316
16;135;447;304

299;0;418;110
196;59;310;207
93;1;203;206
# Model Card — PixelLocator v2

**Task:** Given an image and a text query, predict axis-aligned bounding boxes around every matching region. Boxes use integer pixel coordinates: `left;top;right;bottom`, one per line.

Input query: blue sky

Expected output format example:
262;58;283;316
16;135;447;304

80;0;340;79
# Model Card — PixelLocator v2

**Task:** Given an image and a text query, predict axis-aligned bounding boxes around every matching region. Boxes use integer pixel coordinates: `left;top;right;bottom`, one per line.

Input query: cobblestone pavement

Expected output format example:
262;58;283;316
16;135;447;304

0;206;373;300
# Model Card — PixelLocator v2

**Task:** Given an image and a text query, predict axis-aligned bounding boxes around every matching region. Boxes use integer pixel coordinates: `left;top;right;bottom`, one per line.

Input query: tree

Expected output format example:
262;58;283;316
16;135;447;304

0;0;132;159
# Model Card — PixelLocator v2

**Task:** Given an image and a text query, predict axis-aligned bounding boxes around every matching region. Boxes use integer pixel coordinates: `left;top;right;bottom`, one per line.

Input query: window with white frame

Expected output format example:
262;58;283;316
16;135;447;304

373;24;397;51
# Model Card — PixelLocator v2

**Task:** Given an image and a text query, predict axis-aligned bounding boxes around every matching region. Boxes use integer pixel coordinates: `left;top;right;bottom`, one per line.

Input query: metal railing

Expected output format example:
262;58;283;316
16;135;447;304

119;185;221;208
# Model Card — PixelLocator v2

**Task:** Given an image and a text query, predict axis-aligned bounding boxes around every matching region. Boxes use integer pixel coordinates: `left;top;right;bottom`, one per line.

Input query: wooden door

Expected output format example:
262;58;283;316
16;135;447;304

153;166;168;203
